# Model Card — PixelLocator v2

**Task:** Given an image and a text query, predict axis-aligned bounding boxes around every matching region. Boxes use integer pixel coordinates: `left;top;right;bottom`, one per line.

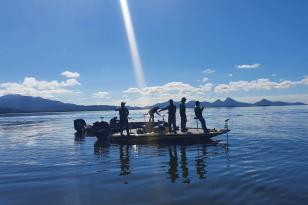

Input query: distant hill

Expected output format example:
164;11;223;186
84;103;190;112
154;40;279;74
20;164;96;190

0;107;23;114
0;95;305;114
0;95;117;113
222;97;252;107
147;97;306;108
254;99;305;106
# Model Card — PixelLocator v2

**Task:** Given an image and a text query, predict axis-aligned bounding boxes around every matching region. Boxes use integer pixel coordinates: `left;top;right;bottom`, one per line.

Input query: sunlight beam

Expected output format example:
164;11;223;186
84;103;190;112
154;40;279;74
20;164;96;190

120;0;146;88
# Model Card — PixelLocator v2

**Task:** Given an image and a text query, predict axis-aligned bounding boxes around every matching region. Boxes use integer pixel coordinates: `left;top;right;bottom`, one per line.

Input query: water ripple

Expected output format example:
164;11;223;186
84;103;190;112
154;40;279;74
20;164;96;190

1;106;308;205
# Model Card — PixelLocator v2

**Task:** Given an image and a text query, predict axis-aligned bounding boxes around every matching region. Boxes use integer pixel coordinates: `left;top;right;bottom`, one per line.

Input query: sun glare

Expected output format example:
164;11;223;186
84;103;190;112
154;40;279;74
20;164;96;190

119;0;146;88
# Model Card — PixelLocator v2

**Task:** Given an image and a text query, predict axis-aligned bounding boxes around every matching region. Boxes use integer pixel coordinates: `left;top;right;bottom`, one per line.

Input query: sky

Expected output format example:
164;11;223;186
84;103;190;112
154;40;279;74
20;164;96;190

0;0;308;106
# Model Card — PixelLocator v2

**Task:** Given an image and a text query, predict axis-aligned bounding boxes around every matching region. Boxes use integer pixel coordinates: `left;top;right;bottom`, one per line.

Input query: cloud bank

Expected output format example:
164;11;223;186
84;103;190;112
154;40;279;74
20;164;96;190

215;76;308;93
203;68;215;74
0;77;80;98
1;69;307;106
120;76;308;106
236;63;261;69
93;91;110;99
61;71;80;78
122;81;213;106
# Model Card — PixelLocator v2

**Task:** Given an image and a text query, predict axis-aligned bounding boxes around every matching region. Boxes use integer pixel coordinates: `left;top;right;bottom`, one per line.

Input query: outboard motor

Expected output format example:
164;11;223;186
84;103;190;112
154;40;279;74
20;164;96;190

74;119;86;134
93;120;111;141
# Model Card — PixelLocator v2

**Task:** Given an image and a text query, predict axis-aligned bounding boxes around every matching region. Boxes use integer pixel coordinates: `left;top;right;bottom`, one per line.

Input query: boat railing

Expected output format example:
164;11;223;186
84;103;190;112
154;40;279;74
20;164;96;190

224;119;230;131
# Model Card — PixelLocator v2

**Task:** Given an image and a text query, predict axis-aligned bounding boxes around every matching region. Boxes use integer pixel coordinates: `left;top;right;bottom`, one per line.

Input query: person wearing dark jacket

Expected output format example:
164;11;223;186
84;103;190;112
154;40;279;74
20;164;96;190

116;102;130;136
180;97;187;132
194;101;209;133
160;99;177;134
148;106;161;122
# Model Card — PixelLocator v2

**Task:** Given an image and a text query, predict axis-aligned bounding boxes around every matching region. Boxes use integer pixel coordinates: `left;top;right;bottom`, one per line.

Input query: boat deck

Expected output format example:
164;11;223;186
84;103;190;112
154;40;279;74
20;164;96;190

111;128;230;144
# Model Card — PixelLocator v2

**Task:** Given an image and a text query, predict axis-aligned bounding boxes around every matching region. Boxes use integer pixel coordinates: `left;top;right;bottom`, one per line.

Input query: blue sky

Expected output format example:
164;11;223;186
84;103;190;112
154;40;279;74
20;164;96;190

0;0;307;105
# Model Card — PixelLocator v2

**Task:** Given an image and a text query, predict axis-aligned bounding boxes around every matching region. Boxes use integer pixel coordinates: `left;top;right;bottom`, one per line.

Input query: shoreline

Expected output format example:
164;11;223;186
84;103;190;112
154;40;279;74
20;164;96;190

0;104;306;116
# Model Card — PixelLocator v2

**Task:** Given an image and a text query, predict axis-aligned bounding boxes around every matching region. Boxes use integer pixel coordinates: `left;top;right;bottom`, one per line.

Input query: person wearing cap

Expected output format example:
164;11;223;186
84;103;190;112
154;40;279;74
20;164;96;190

194;101;209;133
159;99;177;134
180;97;187;132
148;106;161;122
115;102;130;136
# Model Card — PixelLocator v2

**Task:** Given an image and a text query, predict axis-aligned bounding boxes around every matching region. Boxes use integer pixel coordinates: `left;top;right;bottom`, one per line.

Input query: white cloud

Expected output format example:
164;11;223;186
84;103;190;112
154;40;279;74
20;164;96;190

203;68;215;74
214;77;306;93
122;81;213;106
63;79;80;86
301;76;308;85
0;77;80;98
61;71;80;78
201;68;215;85
236;63;261;69
202;77;209;83
229;73;233;77
93;91;110;99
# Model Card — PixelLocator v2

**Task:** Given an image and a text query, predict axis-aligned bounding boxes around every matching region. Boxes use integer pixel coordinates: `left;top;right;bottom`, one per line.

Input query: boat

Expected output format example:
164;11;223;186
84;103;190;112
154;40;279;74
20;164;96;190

110;128;230;144
74;118;230;145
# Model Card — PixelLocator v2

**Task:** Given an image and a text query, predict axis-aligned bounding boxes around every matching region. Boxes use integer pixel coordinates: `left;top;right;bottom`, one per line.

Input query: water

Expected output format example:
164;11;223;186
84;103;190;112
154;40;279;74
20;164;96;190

1;106;308;205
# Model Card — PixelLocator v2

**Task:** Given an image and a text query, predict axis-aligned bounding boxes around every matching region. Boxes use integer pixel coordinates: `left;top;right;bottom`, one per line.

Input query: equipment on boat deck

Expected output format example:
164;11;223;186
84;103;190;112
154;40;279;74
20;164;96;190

74;117;164;137
74;116;230;144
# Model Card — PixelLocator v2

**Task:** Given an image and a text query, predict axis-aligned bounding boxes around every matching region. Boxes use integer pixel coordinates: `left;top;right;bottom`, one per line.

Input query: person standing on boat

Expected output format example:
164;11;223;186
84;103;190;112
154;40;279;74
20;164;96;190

159;99;177;134
148;106;161;122
194;101;209;133
115;102;130;136
180;97;187;133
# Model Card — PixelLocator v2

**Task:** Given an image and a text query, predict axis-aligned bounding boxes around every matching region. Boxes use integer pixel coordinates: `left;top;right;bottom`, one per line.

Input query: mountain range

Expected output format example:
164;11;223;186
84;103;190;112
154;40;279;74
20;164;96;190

0;94;117;113
0;95;305;114
150;97;305;108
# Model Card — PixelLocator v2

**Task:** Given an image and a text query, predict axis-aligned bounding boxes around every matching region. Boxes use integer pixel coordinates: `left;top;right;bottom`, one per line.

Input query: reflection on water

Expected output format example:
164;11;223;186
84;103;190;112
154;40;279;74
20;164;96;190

168;145;179;182
180;146;189;183
92;139;228;184
195;145;207;180
93;140;110;156
119;145;131;176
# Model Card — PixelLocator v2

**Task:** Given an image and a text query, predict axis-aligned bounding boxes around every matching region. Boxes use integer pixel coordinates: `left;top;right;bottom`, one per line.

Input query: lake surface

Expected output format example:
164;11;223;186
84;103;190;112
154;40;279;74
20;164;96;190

1;106;308;205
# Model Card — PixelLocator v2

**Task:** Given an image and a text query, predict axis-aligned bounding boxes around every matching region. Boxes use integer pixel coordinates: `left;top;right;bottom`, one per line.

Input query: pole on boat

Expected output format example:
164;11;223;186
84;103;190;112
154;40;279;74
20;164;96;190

225;119;230;145
227;131;229;145
224;119;230;130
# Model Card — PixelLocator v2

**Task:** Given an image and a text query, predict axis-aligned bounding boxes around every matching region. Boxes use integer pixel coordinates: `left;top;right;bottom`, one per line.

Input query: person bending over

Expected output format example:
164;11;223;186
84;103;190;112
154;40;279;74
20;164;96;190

148;106;161;122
